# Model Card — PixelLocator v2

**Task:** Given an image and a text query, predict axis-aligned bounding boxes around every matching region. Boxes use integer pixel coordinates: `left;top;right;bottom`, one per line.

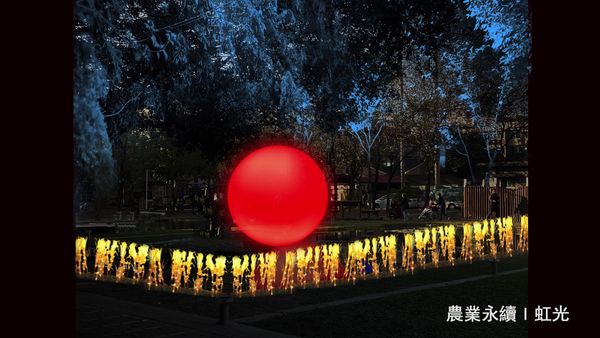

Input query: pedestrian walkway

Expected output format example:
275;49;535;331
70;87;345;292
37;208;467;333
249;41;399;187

77;291;297;338
235;268;529;324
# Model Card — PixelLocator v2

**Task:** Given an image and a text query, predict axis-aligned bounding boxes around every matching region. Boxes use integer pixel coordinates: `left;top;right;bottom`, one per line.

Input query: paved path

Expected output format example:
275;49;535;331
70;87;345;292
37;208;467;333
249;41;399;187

77;291;297;338
235;268;529;324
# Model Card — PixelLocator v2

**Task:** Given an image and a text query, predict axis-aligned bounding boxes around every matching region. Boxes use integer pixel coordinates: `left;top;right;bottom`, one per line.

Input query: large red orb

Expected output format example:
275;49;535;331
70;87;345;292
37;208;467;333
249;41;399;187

227;145;329;246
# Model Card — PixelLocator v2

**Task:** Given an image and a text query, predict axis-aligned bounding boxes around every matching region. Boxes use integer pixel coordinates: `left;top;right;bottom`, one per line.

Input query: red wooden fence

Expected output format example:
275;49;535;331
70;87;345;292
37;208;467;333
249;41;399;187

463;186;528;220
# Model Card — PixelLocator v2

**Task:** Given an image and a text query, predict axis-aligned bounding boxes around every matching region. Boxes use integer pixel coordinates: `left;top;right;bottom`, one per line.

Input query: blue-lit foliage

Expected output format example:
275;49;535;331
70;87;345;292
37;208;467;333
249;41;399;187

74;0;529;208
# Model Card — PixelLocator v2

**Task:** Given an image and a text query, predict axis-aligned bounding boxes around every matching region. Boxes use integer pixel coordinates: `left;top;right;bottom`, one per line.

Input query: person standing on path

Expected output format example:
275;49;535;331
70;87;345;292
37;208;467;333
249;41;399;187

437;193;447;220
400;193;410;220
488;187;500;219
517;196;528;218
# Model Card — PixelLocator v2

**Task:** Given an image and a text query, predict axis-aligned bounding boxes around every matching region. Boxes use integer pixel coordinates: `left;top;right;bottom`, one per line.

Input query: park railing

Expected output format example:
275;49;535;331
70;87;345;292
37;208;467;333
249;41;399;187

75;216;528;297
463;186;528;220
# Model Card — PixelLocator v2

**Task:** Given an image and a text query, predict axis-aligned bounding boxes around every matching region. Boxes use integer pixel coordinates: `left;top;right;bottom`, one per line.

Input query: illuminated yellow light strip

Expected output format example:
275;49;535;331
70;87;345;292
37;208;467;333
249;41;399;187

78;217;525;297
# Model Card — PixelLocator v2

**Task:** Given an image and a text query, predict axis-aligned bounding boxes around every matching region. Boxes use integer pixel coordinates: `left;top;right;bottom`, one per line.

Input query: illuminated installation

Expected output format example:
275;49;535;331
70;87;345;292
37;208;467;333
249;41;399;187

148;248;164;287
115;242;128;281
171;249;193;292
75;237;88;275
193;253;205;295
76;217;527;297
227;145;329;246
402;233;415;272
518;215;528;251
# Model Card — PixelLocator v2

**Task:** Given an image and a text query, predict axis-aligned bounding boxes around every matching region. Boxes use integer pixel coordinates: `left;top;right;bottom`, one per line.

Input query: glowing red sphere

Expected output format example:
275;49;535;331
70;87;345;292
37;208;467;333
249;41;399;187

227;145;329;246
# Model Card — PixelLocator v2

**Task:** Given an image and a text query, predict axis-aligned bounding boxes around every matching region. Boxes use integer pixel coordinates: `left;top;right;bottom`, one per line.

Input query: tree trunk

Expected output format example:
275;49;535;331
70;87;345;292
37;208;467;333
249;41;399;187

425;161;432;208
466;154;475;184
367;153;372;208
372;143;383;210
117;135;128;211
457;127;476;183
349;142;359;200
433;49;440;89
400;57;405;101
485;142;496;187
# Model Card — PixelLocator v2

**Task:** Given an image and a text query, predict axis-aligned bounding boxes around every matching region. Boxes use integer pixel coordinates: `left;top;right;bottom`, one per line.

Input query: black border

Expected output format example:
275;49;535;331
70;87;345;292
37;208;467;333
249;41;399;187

6;1;75;337
6;0;594;335
528;0;592;334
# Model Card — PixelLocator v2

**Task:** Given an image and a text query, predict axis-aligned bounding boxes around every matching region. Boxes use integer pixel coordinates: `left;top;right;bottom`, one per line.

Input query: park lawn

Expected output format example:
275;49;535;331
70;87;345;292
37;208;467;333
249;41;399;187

251;270;528;338
90;229;196;241
76;254;527;321
80;215;469;254
84;230;252;254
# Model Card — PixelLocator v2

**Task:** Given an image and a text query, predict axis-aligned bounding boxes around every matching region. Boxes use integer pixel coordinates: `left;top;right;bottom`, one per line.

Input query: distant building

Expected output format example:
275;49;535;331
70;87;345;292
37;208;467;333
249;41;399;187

332;156;463;201
487;161;528;187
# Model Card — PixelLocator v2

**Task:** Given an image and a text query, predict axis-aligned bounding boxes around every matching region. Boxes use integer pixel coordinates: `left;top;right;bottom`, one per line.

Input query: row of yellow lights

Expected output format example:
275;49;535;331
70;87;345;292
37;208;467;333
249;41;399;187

75;216;528;297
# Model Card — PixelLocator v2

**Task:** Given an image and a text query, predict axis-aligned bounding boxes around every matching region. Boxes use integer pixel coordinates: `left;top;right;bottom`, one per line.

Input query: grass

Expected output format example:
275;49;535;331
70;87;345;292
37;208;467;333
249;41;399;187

76;254;527;321
251;271;528;337
82;230;252;254
80;214;471;254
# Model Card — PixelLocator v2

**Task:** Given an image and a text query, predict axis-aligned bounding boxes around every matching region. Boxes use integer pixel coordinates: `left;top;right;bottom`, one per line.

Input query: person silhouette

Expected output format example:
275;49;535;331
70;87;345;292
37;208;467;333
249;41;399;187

488;188;500;219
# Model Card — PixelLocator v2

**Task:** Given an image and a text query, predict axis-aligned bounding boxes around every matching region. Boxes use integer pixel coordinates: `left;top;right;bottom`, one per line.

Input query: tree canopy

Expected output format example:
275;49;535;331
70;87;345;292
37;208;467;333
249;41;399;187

74;0;529;210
